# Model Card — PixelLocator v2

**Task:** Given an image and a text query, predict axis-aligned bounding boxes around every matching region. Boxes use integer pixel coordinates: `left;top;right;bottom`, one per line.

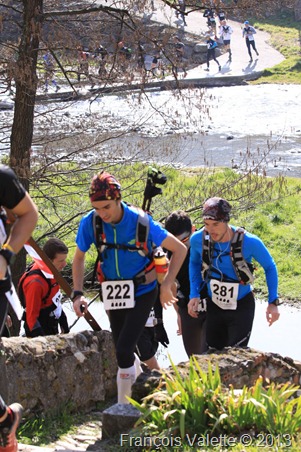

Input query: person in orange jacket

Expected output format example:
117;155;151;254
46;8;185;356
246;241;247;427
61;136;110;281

20;238;69;337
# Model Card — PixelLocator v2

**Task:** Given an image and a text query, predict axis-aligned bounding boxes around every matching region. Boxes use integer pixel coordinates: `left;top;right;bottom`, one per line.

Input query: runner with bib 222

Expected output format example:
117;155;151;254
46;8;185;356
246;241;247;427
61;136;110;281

72;171;187;404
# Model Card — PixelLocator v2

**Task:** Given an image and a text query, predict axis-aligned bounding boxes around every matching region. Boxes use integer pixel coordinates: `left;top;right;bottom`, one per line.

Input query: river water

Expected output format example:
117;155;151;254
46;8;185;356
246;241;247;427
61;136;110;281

1;84;301;177
53;83;301;177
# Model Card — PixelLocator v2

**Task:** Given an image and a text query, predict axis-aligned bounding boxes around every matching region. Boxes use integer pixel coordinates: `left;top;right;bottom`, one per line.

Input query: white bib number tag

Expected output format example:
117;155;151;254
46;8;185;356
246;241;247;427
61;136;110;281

102;280;135;310
198;298;207;312
52;290;63;319
210;280;239;310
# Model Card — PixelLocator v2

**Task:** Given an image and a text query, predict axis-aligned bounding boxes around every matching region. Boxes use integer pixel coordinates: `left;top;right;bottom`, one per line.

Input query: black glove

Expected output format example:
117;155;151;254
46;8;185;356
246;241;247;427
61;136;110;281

0;272;12;295
154;322;169;348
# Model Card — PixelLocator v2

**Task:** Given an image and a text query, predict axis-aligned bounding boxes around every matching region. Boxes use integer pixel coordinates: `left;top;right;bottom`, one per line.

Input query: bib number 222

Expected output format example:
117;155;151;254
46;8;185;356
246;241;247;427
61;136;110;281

102;280;135;310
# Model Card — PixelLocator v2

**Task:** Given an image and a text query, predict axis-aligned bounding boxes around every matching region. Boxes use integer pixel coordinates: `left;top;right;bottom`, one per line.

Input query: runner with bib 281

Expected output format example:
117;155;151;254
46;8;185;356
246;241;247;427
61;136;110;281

188;197;280;351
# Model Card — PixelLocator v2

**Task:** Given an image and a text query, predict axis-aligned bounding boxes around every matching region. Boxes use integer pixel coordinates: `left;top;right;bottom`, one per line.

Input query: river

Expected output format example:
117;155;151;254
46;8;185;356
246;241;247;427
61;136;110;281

1;84;301;177
43;83;301;177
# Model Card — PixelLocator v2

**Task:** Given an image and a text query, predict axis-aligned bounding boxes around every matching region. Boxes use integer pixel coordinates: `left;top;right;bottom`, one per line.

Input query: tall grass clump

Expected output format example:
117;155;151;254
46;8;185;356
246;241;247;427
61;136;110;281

130;357;301;445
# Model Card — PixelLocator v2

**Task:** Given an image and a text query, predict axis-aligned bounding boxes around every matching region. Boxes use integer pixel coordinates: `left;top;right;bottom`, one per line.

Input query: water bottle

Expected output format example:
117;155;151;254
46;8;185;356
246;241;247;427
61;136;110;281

153;247;169;284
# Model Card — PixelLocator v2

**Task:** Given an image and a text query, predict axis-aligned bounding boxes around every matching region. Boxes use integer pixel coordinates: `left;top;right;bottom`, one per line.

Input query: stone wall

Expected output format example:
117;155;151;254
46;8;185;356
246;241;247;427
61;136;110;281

0;330;117;416
132;347;301;402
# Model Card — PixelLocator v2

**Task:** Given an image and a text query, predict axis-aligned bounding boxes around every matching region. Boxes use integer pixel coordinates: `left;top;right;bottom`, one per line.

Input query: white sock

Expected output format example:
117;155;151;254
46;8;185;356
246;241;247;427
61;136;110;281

134;353;143;378
117;364;136;404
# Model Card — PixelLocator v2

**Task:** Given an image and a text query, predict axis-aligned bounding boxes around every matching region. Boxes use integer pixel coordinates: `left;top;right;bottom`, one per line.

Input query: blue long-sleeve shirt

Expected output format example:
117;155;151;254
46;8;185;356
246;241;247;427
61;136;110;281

189;226;278;303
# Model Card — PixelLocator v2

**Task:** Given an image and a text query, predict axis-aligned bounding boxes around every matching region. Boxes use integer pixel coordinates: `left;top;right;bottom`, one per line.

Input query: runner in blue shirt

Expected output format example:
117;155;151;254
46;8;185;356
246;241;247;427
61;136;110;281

72;171;187;403
188;197;280;350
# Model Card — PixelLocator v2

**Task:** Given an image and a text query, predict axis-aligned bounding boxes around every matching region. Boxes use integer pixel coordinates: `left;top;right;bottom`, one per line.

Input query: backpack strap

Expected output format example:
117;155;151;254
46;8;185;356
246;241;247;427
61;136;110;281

93;212;106;257
230;227;255;285
134;207;151;258
201;229;212;281
91;207;153;287
18;267;53;308
202;227;255;285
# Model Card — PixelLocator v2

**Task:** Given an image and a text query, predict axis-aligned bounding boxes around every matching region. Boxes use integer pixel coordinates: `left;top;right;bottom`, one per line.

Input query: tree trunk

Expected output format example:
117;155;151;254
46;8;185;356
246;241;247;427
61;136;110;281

9;0;43;335
9;0;43;189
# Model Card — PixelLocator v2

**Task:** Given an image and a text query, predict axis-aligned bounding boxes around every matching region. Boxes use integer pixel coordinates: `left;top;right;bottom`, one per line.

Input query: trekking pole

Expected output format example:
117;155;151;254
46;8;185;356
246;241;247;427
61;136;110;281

26;237;102;331
68;292;100;331
142;166;167;213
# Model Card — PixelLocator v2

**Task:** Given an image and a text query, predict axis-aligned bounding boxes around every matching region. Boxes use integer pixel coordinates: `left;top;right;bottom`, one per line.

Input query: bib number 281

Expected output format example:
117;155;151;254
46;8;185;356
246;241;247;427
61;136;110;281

210;280;239;310
102;280;135;310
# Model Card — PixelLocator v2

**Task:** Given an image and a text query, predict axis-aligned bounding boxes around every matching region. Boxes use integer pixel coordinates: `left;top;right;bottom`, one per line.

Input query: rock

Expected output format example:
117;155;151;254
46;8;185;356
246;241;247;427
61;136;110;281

131;367;163;401
131;347;301;403
102;403;141;439
193;43;208;53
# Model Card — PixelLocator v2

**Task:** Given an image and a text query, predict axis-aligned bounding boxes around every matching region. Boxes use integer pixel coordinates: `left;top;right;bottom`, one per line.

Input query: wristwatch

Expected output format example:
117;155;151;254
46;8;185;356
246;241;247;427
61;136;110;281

70;290;84;301
0;245;16;266
269;298;280;306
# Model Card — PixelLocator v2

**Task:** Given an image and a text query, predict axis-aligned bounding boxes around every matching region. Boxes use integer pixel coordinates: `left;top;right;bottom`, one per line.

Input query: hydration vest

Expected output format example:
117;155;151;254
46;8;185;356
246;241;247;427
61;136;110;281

202;227;255;285
18;264;53;308
92;206;157;286
93;206;151;260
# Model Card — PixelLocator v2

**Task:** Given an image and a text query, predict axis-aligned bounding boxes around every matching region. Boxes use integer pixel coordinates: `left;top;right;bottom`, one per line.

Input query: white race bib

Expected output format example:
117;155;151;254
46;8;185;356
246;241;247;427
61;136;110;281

52;290;63;319
102;280;135;310
210;280;239;310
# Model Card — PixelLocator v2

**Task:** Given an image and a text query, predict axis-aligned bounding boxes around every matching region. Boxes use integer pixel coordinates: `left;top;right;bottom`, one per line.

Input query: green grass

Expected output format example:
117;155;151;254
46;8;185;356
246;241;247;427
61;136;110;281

237;179;301;300
252;12;301;84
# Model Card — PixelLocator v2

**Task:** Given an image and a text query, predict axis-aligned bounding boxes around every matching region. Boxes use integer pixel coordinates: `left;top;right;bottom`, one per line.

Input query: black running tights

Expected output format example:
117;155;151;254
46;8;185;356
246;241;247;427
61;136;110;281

109;286;158;368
